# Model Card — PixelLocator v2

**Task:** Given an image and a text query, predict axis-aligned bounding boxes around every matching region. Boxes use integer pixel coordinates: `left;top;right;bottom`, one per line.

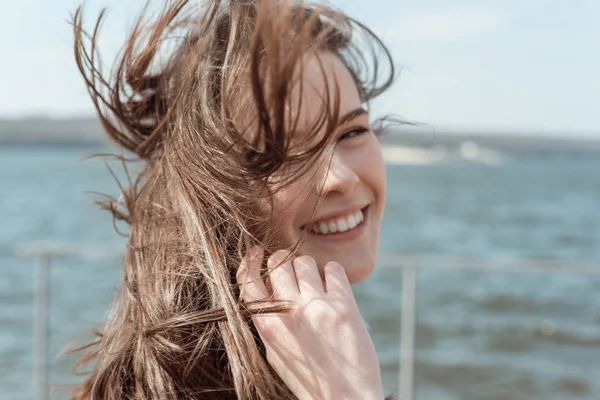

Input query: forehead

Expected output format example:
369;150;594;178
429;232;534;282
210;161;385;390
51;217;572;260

236;51;362;149
291;51;362;133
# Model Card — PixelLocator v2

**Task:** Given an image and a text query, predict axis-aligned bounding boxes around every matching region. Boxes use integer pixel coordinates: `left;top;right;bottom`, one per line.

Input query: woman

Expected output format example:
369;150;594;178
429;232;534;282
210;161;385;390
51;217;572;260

70;0;396;398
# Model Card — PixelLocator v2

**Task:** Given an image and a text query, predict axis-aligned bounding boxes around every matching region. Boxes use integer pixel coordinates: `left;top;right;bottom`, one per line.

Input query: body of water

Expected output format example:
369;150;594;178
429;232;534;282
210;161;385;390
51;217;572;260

1;144;599;399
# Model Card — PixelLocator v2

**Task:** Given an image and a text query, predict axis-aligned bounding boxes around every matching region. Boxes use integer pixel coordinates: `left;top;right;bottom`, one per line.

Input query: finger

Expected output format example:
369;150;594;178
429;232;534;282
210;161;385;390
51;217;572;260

268;250;299;299
323;261;352;296
236;246;269;302
293;255;325;296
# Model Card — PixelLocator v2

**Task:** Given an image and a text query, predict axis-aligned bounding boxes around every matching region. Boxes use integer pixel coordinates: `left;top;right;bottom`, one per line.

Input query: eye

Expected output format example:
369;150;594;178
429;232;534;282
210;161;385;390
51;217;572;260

246;150;260;163
339;126;369;141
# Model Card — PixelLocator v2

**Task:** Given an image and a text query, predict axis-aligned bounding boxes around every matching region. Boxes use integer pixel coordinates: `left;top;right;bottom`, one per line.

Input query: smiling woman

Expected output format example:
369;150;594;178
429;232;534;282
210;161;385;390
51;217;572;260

267;52;387;284
68;0;397;399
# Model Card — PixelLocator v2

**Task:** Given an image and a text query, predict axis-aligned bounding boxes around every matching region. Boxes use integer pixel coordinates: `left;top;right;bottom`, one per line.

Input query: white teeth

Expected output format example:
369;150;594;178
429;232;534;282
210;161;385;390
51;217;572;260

309;209;365;235
328;221;338;233
337;218;349;232
347;215;357;229
319;222;329;234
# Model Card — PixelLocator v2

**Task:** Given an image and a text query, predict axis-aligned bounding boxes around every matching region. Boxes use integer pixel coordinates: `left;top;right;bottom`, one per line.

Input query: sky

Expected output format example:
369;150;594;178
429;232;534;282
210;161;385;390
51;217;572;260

1;0;599;137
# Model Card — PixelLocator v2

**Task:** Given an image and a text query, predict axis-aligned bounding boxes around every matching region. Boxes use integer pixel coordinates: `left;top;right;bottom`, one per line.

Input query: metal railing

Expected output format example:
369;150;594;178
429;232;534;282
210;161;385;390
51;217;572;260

10;243;600;400
377;255;600;400
17;244;125;400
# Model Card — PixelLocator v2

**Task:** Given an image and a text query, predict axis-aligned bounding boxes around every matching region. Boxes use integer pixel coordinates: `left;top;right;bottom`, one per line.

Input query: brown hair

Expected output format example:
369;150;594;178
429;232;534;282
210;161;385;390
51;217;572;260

68;0;396;398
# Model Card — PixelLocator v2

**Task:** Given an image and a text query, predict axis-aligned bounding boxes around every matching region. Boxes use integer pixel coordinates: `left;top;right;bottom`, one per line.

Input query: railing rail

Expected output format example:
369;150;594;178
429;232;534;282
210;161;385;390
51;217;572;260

5;243;600;400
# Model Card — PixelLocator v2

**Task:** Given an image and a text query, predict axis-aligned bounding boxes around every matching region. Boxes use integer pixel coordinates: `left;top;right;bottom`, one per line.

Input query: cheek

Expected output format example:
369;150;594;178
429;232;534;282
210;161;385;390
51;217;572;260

270;183;312;246
375;148;386;209
361;141;386;211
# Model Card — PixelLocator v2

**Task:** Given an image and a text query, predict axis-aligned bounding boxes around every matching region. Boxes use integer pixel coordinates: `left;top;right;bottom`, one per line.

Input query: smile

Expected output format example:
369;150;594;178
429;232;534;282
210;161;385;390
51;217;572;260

304;206;369;237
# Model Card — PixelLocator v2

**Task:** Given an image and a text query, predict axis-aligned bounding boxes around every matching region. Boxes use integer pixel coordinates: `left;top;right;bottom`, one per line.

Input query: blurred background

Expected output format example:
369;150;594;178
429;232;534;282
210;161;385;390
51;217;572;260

1;0;599;399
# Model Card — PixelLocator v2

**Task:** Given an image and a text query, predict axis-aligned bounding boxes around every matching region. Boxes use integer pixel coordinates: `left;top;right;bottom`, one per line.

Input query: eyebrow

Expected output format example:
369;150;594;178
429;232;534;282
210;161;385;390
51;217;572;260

339;107;368;126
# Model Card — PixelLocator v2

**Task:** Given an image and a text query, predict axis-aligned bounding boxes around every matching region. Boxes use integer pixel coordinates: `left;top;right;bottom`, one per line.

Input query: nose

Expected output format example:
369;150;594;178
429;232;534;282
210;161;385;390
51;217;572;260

319;151;359;196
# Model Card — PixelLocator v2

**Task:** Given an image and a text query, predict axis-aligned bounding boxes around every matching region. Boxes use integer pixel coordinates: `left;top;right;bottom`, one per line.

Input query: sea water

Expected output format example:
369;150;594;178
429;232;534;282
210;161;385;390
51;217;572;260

1;145;599;399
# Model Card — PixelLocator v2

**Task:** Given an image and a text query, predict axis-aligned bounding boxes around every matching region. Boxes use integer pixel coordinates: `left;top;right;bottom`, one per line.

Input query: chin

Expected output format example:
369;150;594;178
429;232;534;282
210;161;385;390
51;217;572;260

342;256;376;284
308;250;377;285
294;228;381;284
297;237;380;285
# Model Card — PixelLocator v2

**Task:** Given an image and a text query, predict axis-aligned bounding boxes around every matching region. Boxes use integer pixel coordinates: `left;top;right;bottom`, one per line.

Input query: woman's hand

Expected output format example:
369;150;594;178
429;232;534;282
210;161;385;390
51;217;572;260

236;247;385;400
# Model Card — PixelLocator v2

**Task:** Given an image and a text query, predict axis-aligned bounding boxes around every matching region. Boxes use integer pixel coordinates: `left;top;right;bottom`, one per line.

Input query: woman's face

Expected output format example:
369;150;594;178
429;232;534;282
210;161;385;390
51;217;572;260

268;51;386;284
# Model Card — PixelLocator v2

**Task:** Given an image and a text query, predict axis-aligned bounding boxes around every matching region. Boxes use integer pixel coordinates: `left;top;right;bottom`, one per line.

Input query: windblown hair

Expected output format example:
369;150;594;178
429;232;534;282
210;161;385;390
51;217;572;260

69;0;396;398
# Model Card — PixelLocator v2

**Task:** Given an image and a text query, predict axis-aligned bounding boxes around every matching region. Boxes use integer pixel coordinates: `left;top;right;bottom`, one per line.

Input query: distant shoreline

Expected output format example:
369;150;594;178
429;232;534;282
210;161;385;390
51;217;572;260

0;117;108;147
2;117;600;154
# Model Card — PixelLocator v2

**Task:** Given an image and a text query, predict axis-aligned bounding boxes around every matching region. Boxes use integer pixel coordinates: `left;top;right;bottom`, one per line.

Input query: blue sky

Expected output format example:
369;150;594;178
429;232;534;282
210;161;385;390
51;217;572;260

1;0;599;137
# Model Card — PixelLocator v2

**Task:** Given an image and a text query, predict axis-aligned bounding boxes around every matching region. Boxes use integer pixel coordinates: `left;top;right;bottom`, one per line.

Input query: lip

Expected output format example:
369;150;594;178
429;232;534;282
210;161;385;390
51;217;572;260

303;205;370;242
300;204;370;230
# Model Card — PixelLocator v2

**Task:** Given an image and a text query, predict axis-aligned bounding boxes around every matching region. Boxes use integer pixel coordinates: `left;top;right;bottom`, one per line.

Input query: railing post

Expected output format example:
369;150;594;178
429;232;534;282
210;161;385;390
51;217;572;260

399;266;417;400
34;253;51;400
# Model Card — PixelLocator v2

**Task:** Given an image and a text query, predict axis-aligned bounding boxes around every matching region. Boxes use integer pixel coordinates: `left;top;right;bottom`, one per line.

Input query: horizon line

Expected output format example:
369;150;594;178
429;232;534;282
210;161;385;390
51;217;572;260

1;114;599;141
